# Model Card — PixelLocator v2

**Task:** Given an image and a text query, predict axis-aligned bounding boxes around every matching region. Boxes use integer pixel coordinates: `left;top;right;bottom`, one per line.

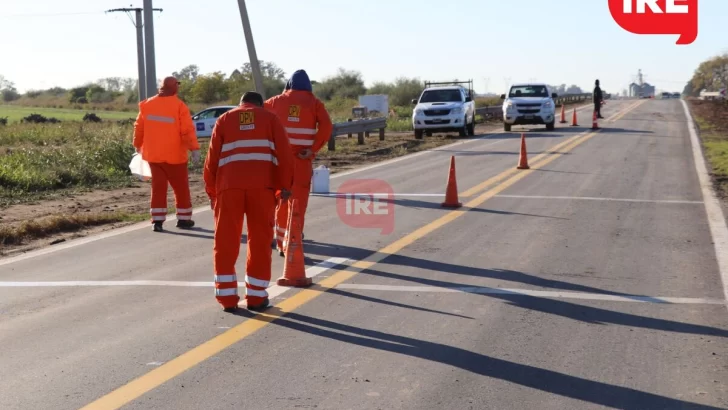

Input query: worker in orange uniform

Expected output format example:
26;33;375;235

264;70;333;255
133;76;200;232
203;91;294;312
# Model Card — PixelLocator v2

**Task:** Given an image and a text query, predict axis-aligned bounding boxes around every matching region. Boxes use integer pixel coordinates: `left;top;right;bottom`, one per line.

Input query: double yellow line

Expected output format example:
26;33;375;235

80;98;644;410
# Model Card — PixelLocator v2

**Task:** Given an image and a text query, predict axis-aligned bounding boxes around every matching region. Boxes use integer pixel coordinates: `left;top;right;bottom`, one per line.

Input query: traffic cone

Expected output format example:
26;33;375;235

559;104;567;123
276;199;312;288
517;133;530;170
570;108;578;126
591;110;599;130
441;156;462;208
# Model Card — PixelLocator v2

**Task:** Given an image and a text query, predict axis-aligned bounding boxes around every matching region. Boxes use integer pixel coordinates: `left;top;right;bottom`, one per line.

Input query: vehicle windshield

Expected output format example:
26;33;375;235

419;89;462;103
509;85;548;98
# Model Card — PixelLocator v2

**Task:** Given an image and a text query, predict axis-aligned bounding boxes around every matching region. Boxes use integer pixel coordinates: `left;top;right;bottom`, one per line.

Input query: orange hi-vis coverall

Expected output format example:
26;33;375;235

133;91;199;225
264;70;333;250
203;102;294;309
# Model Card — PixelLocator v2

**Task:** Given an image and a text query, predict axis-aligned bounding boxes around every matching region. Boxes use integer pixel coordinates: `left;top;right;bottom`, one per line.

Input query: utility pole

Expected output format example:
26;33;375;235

106;6;162;102
143;0;160;99
237;0;266;100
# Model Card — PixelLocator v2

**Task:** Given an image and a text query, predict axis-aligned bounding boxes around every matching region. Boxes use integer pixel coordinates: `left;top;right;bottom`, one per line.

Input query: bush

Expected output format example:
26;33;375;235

0;117;7;126
20;113;61;124
83;113;102;123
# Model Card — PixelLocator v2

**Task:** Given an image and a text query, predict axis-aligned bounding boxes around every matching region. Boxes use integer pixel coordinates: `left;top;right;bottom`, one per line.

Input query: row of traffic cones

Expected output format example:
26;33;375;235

559;104;580;126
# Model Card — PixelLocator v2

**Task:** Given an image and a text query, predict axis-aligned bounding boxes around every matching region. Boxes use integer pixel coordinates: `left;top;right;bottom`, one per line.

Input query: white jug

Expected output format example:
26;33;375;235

311;165;330;194
129;153;152;182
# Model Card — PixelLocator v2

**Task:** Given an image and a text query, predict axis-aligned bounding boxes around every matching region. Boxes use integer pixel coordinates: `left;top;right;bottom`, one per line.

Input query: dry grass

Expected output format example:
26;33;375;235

688;99;728;198
0;211;146;247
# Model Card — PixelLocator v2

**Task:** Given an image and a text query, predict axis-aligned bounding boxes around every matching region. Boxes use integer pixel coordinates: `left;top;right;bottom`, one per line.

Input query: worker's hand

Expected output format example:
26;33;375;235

210;198;216;210
280;189;291;200
191;150;201;163
297;148;313;159
135;146;142;154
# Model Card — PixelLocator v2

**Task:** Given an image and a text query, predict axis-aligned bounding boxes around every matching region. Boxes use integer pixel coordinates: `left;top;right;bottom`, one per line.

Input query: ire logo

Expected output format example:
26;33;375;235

609;0;698;45
336;179;395;235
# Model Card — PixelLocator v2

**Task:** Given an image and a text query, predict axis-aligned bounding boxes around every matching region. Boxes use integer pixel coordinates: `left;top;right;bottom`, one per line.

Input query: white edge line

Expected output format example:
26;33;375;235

0;257;350;295
682;100;728;303
335;284;726;305
0;101;603;266
494;195;704;204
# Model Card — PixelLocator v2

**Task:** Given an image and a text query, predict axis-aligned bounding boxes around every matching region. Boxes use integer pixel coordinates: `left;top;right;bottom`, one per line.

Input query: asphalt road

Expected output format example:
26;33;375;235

2;98;728;410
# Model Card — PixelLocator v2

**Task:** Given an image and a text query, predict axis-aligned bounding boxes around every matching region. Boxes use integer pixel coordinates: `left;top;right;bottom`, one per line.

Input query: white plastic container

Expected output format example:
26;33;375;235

311;165;330;193
129;153;152;182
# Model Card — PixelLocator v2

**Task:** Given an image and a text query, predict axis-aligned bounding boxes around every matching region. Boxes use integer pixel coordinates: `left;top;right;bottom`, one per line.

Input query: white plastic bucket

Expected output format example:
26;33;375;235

311;165;330;193
129;153;152;182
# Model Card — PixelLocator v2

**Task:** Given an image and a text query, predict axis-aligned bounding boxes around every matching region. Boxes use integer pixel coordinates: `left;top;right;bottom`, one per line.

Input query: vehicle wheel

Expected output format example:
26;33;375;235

504;123;512;132
467;114;476;136
415;129;424;139
546;120;555;131
459;116;468;137
426;131;433;137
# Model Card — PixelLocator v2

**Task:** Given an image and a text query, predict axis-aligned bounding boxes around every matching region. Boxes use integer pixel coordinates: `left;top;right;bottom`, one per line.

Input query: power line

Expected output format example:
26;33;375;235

0;11;105;18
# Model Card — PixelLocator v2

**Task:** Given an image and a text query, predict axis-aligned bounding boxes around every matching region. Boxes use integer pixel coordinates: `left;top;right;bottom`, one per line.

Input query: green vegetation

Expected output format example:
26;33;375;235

0;105;136;123
689;100;728;197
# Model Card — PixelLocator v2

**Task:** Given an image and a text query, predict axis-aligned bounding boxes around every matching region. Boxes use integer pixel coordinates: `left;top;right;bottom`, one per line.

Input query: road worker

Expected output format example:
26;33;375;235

203;91;294;312
594;79;605;119
264;69;333;255
133;76;200;232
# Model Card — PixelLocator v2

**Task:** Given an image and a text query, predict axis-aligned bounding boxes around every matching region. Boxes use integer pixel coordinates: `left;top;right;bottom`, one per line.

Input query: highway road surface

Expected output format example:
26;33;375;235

2;98;728;410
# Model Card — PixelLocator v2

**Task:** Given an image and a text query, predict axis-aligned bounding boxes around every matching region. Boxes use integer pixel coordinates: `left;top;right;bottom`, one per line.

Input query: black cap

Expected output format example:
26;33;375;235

240;91;263;107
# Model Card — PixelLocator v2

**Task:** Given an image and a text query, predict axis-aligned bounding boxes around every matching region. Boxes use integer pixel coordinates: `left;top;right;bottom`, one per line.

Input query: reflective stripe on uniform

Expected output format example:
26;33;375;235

245;276;270;288
150;208;167;213
215;288;238;297
221;139;275;153
152;215;166;221
218;153;278;167
147;115;175;124
176;208;193;214
286;127;317;135
177;215;192;220
246;288;268;298
276;227;287;234
289;138;314;146
215;274;237;283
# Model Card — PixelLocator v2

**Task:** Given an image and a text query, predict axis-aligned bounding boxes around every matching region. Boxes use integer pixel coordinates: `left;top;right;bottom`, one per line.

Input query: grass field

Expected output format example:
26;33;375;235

689;99;728;198
0;105;137;123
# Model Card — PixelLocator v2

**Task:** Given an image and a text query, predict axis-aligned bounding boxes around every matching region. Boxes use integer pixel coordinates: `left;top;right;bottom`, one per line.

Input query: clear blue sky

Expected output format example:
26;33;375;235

1;0;726;95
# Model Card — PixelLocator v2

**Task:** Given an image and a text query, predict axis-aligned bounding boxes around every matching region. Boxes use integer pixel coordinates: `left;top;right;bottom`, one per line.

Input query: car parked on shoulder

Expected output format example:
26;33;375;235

192;105;236;138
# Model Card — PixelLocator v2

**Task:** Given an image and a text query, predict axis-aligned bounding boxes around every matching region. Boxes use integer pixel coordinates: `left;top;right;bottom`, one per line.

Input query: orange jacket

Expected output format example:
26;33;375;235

133;95;199;164
264;90;333;156
203;103;295;201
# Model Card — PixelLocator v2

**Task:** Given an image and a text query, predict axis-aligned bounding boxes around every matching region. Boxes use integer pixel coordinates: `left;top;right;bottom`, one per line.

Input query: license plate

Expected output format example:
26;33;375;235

525;115;534;119
431;119;443;123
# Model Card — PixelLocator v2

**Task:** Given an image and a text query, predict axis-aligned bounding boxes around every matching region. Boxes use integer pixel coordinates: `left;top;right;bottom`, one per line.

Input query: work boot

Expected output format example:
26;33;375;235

176;220;195;229
222;305;238;313
153;222;163;232
246;298;270;312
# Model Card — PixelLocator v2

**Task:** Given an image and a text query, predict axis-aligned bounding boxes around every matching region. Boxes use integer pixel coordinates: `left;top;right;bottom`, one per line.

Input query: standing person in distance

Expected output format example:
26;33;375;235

133;76;201;232
264;69;333;256
593;79;605;119
203;91;294;312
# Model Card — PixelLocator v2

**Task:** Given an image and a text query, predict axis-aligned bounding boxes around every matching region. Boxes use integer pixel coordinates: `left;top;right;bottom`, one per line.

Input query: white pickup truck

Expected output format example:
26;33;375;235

501;83;558;132
411;83;476;139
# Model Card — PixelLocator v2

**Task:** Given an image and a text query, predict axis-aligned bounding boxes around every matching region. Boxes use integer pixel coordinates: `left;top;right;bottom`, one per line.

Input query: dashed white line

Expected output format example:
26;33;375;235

335;284;726;305
682;99;728;303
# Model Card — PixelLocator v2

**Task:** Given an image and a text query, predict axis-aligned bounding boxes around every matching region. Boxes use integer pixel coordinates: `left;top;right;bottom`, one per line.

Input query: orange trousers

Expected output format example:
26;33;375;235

213;188;276;309
149;162;193;223
275;157;313;250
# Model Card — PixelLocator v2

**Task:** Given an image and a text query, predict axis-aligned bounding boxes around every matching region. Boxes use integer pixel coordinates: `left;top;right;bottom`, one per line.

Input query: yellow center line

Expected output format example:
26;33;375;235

79;100;643;410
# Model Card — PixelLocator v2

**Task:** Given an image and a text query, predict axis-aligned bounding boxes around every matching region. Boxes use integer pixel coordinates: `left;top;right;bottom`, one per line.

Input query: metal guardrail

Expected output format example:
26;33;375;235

475;93;594;118
327;117;387;151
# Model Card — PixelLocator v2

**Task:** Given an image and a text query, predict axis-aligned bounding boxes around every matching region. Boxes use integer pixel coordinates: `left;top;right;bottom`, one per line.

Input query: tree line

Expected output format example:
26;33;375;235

684;52;728;97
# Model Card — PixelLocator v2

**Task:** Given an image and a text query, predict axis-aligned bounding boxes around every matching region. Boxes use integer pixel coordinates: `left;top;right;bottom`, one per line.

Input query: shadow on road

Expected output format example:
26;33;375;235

256;312;724;410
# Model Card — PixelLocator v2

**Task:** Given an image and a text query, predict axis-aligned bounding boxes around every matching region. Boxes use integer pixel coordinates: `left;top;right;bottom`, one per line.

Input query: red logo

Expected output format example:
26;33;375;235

336;179;394;235
609;0;698;45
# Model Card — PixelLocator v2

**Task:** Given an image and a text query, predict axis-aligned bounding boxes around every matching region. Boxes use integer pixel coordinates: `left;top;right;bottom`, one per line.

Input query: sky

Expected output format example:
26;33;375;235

1;0;727;96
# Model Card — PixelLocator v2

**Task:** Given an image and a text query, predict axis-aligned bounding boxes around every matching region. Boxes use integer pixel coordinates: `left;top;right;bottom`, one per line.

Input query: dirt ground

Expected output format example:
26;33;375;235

0;124;503;257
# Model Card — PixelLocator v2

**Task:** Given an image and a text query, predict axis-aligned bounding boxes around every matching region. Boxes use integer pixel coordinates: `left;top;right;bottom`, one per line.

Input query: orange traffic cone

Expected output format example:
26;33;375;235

517;133;530;170
591;110;599;130
276;199;312;288
441;156;462;208
570;108;578;126
559;104;567;123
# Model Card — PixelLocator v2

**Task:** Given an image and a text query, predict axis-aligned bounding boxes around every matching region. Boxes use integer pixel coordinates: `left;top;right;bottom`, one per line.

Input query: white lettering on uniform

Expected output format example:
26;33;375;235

287;117;300;122
240;124;255;131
